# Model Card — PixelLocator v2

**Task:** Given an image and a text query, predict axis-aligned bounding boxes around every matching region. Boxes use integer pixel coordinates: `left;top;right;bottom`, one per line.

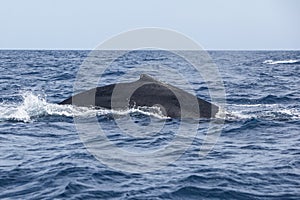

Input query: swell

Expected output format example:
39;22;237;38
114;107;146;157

227;94;300;104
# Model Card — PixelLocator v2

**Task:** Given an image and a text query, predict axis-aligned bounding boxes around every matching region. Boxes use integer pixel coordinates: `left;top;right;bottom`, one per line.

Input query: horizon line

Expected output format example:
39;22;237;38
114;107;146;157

0;48;300;51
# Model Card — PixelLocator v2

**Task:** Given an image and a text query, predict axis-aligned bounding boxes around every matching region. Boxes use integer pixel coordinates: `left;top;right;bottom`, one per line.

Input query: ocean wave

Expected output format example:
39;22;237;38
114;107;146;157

226;103;300;121
0;92;168;123
227;95;299;104
263;59;300;65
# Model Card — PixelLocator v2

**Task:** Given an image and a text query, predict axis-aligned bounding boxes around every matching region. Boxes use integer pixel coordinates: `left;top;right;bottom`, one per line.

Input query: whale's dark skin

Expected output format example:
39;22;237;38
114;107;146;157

59;74;219;118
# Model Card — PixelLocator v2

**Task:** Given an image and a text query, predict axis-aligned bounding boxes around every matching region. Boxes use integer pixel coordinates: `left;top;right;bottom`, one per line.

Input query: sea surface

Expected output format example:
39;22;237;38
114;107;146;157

0;50;299;199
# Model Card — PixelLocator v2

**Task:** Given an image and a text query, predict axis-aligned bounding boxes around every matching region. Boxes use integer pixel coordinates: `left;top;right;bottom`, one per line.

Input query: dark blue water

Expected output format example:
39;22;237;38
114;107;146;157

0;50;299;199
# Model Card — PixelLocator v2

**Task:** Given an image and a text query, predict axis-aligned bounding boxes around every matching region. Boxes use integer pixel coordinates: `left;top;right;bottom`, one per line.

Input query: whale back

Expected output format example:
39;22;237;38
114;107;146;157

59;74;219;118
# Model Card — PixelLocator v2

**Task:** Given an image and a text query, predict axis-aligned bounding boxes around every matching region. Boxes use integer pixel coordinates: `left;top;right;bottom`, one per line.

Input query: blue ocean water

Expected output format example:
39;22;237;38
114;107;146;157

0;50;299;199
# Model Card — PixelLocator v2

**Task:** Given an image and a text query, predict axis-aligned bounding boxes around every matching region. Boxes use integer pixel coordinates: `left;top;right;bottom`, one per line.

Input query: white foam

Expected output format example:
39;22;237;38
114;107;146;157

95;106;169;119
263;59;300;65
226;103;300;120
0;92;168;123
0;92;75;122
278;108;300;120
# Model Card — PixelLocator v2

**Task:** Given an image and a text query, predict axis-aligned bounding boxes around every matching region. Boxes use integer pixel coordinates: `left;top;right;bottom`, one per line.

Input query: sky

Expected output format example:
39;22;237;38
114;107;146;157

0;0;299;50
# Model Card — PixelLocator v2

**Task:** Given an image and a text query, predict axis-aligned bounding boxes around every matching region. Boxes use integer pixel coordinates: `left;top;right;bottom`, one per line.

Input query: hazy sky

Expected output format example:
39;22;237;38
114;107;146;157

0;0;299;50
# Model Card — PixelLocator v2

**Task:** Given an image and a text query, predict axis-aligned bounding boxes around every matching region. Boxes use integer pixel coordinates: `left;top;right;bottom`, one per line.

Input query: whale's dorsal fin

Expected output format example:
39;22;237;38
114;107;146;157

139;74;157;82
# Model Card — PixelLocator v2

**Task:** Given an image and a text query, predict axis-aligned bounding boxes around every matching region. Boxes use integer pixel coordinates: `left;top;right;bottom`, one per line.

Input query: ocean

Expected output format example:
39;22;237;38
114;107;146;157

0;50;299;199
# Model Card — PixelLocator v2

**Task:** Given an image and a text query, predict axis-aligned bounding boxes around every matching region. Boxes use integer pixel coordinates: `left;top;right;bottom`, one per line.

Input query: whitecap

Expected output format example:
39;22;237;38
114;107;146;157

263;59;300;65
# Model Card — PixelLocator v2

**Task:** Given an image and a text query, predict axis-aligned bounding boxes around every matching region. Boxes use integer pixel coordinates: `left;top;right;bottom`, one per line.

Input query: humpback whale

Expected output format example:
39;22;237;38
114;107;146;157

59;74;219;118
